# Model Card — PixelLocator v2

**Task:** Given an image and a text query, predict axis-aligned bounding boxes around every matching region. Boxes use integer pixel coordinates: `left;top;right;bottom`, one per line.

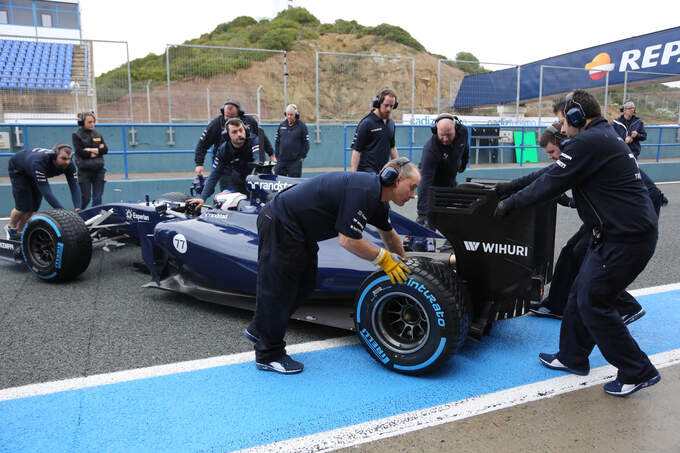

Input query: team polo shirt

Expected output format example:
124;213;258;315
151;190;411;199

269;171;392;243
351;112;396;173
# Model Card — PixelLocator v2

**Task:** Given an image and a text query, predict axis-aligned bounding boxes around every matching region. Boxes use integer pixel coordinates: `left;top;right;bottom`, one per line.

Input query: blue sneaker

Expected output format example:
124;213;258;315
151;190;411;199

243;328;260;343
538;352;589;376
604;373;661;397
621;308;646;325
3;224;20;241
256;354;304;374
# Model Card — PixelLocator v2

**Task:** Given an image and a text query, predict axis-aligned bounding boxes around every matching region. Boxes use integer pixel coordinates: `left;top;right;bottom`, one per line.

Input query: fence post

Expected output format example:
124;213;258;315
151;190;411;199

656;127;663;162
166;45;172;123
23;125;28;149
519;126;525;168
437;59;441;115
315;51;320;144
125;41;133;122
283;51;287;109
623;70;628;104
122;126;129;179
343;125;348;171
538;66;544;126
604;71;610;119
516;65;521;117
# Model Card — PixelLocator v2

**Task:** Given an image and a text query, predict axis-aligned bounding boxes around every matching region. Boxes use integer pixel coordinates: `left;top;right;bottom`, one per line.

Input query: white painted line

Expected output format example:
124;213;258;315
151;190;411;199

0;336;358;402
241;348;680;453
0;282;677;403
656;181;680;185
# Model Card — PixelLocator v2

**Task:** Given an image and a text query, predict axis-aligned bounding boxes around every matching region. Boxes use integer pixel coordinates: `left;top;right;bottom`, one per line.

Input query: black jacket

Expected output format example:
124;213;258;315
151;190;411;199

416;123;469;216
503;117;657;242
275;119;310;161
611;114;647;157
72;127;108;172
194;114;260;166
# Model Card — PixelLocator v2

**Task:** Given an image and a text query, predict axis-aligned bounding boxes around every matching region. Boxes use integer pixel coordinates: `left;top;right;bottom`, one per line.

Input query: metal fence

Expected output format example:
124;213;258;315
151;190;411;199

314;51;415;140
621;70;680;125
538;65;612;124
437;60;521;117
0;34;131;123
165;44;286;123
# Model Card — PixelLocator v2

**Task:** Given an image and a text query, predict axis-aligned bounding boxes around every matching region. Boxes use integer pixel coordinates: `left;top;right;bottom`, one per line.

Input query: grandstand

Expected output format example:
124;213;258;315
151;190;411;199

0;39;74;90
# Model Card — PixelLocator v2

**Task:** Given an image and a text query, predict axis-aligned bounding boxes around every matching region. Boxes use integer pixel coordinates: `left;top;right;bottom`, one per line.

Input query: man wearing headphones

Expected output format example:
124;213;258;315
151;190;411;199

244;158;419;374
494;90;660;397
274;104;309;177
187;118;259;206
416;113;469;227
194;100;274;190
4;144;81;240
350;88;399;173
611;101;647;159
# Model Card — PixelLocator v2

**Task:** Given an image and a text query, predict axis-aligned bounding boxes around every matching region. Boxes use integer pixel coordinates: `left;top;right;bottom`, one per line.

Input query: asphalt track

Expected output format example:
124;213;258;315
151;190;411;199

1;182;679;452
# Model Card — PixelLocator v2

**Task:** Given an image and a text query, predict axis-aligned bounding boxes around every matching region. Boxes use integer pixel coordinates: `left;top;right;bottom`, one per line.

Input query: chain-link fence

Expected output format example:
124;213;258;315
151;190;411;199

618;70;680;125
165;44;286;123
0;35;131;123
438;60;520;117
537;65;612;124
314;51;414;126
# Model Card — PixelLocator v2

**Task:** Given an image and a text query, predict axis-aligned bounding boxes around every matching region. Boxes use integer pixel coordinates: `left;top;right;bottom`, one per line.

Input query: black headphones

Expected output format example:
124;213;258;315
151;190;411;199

379;157;410;187
564;92;586;128
221;101;245;117
77;111;95;127
52;143;72;154
284;104;300;120
430;113;457;134
372;88;398;110
546;124;558;135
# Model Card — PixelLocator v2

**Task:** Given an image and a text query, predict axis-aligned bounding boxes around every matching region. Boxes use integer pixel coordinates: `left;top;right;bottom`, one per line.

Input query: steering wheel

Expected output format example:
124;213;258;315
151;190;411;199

185;201;202;217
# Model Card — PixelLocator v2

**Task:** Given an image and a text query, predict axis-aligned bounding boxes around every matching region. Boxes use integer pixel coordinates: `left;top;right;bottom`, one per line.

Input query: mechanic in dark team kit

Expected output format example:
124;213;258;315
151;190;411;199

274;104;309;177
416;113;469;228
496;123;650;324
72;111;108;208
494;90;660;397
4;144;81;240
244;158;420;374
194;100;274;190
187;118;259;206
350;88;399;173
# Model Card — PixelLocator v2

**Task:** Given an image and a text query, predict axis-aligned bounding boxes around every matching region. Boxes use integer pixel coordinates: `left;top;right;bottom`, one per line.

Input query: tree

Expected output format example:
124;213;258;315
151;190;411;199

454;52;487;74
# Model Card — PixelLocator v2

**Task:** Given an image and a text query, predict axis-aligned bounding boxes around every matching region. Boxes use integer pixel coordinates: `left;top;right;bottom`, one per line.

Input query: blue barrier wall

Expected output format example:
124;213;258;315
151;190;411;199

2;123;679;177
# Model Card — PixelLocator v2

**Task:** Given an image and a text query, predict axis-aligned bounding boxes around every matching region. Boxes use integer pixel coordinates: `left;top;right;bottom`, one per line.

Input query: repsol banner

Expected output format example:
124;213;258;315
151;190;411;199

455;26;680;108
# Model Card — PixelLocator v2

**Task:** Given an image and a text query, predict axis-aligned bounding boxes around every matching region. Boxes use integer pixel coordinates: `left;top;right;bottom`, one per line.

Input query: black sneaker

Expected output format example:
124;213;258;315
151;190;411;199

621;308;646;325
604;373;661;397
243;328;260;343
538;352;589;376
530;301;563;320
256;354;304;374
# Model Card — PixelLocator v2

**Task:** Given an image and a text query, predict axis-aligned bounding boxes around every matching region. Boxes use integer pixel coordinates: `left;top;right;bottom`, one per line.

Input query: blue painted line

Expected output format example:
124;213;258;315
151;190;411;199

1;290;679;453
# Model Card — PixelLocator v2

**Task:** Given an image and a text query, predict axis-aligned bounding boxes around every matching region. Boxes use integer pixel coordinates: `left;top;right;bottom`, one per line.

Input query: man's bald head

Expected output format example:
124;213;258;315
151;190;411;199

436;117;456;146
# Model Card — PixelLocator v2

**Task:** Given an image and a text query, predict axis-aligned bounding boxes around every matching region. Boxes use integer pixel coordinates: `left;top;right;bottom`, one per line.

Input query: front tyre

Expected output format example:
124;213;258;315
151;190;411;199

21;210;92;282
354;257;469;375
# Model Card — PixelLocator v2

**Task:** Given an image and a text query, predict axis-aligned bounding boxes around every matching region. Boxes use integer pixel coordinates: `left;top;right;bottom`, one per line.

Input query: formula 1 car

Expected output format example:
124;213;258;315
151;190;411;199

0;168;556;375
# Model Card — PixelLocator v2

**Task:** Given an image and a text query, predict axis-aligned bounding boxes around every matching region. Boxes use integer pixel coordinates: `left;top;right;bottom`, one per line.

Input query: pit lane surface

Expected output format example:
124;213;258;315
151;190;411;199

1;182;679;452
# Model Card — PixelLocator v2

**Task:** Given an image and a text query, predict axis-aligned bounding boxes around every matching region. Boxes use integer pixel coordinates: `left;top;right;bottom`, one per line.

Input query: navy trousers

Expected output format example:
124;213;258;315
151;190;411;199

249;205;318;363
275;159;303;178
545;225;642;318
557;235;658;384
79;167;106;208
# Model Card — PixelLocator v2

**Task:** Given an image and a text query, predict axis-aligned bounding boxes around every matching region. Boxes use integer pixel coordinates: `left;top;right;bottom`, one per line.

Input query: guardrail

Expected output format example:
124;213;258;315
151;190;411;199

1;123;679;178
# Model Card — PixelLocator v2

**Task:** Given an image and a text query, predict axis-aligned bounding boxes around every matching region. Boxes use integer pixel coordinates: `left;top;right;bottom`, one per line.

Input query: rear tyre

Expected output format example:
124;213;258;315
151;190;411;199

354;256;470;375
21;210;92;282
155;192;190;203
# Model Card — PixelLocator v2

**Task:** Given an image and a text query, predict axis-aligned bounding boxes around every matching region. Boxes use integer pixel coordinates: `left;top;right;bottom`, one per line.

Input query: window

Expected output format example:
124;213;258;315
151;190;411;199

40;13;52;27
57;11;77;28
0;10;7;24
12;7;34;26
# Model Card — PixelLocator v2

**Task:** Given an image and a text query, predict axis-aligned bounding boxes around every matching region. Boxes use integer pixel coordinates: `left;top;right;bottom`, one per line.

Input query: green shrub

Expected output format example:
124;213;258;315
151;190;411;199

276;7;319;26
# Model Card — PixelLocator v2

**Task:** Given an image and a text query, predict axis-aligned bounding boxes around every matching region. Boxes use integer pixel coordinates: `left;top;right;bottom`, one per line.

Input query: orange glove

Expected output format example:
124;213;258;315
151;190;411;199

373;248;411;284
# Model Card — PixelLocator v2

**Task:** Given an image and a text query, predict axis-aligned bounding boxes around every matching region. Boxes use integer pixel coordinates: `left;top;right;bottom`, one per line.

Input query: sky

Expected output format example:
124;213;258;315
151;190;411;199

79;0;679;74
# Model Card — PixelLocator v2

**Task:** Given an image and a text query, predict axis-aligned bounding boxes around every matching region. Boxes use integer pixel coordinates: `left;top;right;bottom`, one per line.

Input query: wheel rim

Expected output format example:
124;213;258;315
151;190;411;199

26;226;56;268
372;292;430;354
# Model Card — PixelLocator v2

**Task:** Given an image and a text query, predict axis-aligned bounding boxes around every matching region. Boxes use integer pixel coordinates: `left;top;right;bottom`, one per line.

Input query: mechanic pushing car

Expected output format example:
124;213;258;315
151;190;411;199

4;144;81;240
188;118;260;203
242;157;419;374
494;90;660;397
